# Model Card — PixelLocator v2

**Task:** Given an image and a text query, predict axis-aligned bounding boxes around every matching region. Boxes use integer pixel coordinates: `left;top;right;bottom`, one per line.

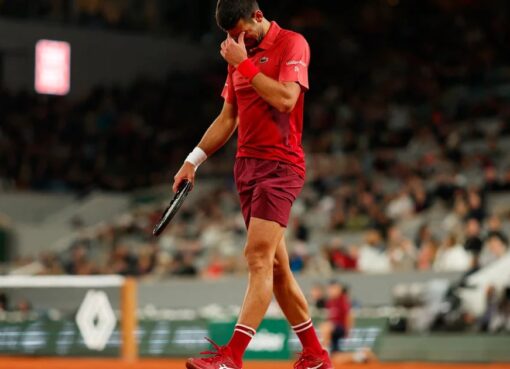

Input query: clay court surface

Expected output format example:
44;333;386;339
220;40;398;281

1;358;510;369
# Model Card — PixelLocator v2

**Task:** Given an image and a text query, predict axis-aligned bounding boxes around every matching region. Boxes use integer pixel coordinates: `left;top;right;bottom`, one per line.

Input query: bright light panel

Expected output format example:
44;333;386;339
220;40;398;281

35;39;71;96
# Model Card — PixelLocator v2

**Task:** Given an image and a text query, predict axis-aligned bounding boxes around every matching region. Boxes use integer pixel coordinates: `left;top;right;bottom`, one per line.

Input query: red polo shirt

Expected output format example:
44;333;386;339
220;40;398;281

222;21;310;178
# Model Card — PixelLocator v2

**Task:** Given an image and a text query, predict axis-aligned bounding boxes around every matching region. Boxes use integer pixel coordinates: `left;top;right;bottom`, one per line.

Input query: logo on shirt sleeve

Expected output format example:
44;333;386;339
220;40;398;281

286;60;307;67
259;57;269;64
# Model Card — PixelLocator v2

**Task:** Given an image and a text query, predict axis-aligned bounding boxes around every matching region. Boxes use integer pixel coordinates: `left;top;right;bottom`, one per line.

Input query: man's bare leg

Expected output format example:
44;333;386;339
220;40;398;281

273;237;325;356
273;237;310;324
236;217;284;327
223;217;284;367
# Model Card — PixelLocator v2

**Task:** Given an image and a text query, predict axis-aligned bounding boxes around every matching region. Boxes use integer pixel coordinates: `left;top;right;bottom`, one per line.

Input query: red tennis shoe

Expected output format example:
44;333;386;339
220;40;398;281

186;338;241;369
294;348;333;369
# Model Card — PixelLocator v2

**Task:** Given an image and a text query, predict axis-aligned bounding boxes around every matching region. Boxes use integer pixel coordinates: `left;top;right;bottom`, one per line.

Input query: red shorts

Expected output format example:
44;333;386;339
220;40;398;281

234;157;305;228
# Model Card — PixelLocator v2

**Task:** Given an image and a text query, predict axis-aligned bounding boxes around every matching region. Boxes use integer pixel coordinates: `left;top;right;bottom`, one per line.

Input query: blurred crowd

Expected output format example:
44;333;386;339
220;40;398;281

0;73;229;192
2;0;510;282
15;206;508;279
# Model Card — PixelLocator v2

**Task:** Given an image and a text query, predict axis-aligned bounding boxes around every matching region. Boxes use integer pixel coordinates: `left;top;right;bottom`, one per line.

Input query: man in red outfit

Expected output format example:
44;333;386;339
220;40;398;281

173;1;331;368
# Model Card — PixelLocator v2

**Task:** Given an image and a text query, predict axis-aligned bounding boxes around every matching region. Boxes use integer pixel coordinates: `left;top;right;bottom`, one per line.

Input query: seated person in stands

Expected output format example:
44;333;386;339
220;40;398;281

480;231;508;267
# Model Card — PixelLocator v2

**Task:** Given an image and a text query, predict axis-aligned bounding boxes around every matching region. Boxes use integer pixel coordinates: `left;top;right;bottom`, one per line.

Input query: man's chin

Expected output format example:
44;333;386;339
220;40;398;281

245;41;259;50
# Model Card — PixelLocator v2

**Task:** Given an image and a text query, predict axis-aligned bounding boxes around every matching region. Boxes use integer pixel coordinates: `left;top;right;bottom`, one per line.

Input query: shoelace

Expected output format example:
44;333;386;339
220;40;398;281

198;337;230;363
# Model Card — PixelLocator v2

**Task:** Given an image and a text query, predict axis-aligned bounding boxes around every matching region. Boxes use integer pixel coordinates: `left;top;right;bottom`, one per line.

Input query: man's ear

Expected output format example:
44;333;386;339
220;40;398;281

253;9;263;23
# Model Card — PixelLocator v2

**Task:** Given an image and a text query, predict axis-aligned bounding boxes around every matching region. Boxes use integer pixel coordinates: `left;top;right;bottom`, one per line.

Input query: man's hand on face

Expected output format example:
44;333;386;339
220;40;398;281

220;32;248;68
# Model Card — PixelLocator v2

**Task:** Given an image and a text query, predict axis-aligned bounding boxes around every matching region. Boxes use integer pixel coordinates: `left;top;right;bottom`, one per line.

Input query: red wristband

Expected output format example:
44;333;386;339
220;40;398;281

237;59;260;82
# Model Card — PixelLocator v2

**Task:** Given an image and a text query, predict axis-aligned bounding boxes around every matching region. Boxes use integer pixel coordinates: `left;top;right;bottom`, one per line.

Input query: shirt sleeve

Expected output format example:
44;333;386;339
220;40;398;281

278;33;310;90
221;65;237;104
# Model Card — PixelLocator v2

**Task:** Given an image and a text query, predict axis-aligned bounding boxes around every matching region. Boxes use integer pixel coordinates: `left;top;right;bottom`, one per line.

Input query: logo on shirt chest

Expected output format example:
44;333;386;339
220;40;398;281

259;56;269;64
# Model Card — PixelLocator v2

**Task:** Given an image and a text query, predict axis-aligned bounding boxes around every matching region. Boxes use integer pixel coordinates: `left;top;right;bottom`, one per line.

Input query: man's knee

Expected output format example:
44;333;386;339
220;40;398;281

244;241;274;274
273;257;291;285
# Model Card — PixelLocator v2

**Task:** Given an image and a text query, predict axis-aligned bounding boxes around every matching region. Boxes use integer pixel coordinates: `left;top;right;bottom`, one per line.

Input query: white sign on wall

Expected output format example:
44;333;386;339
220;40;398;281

76;290;116;351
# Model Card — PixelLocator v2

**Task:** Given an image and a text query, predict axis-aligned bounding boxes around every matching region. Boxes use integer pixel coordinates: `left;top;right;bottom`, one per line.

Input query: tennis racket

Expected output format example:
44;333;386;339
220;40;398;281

152;180;192;236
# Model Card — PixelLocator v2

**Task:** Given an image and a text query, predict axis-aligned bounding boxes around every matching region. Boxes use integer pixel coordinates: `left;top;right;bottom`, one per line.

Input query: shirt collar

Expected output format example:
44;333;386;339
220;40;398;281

255;21;281;51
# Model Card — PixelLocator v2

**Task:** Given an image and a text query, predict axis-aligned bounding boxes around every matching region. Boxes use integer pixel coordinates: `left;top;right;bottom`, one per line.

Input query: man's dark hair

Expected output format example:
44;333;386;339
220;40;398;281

216;0;259;31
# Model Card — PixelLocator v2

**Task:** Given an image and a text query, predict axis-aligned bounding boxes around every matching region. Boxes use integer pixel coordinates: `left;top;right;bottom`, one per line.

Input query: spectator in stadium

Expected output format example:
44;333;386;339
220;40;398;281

202;249;226;279
409;177;432;213
357;229;391;273
387;226;416;271
108;244;138;276
486;214;504;233
443;194;469;236
136;244;157;276
288;241;309;273
64;243;97;275
466;188;485;222
40;251;65;275
480;231;509;267
170;251;198;277
305;245;335;276
434;234;472;272
417;237;440;271
464;218;484;256
414;223;433;250
326;238;357;271
386;189;415;221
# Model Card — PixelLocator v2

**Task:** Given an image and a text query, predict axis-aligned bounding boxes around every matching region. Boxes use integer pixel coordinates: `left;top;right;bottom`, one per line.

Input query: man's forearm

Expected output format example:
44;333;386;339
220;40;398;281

197;114;237;157
250;73;298;114
174;112;235;192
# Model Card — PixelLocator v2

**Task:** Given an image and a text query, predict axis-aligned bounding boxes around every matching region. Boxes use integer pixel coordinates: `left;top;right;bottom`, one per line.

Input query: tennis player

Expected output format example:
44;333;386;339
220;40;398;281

173;1;332;368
